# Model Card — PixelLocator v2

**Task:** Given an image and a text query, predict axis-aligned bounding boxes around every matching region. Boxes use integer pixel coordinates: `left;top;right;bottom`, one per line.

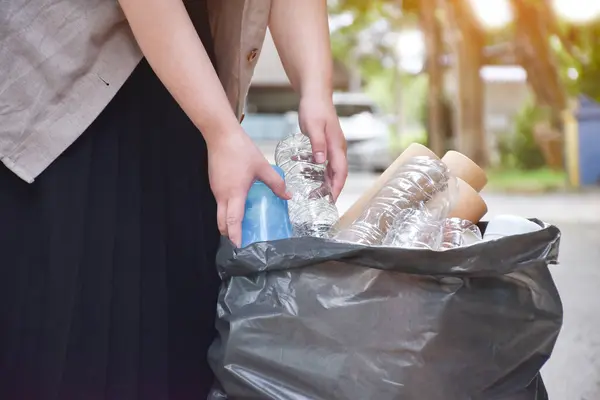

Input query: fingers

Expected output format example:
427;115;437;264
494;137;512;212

302;120;327;164
226;196;246;248
326;123;348;201
328;153;348;201
257;163;291;200
217;201;228;237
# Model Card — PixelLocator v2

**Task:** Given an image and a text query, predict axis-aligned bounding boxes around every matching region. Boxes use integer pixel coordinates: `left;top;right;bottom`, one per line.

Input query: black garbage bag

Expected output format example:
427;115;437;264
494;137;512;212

208;221;562;400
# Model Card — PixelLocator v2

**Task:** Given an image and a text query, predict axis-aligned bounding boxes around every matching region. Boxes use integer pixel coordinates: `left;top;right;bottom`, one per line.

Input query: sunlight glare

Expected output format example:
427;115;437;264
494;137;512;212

553;0;600;23
469;0;513;29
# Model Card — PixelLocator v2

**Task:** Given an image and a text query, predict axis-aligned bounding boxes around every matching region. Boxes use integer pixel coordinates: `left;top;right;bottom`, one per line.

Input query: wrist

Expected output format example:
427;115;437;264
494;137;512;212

202;117;245;149
300;79;333;102
300;90;334;108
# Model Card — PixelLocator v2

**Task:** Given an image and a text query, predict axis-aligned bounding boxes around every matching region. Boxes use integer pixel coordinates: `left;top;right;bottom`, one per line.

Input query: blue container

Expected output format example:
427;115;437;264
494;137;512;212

241;165;293;247
576;96;600;186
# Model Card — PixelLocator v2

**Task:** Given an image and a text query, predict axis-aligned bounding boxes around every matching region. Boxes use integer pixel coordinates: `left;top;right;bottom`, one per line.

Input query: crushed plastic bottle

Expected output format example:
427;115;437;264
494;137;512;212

439;218;483;250
382;208;443;249
333;156;456;245
275;134;339;238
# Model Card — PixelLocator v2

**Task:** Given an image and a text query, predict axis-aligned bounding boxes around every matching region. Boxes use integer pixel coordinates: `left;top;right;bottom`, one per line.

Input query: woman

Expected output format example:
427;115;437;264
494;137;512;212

0;0;347;398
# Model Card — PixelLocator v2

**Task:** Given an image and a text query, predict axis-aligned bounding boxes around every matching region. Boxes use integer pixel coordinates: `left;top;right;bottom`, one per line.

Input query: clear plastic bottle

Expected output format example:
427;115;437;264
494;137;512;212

439;218;483;250
382;208;444;249
275;134;339;238
333;156;456;245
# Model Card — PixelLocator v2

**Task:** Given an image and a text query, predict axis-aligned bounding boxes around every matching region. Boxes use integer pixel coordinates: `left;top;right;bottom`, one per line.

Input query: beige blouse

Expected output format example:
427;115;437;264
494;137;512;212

0;0;271;183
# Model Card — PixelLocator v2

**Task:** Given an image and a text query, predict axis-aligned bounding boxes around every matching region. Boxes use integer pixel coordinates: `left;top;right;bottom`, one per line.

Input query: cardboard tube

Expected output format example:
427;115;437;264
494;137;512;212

441;151;487;192
447;178;488;223
335;143;438;231
335;157;452;244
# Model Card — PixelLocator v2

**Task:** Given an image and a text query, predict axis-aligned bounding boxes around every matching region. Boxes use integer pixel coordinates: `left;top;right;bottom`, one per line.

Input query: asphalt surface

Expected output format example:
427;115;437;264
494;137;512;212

338;171;600;400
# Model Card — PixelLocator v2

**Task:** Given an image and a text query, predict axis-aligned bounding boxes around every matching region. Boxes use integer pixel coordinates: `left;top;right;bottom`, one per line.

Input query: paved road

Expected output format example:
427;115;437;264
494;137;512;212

339;171;600;399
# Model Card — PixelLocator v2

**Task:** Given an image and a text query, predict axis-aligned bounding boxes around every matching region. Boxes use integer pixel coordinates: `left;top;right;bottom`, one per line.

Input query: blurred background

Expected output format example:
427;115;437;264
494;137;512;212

247;1;600;398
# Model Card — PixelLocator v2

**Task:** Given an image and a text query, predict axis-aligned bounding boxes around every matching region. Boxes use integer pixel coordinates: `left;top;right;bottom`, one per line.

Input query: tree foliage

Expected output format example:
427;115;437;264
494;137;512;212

329;0;600;132
328;0;425;115
328;0;407;75
554;21;600;102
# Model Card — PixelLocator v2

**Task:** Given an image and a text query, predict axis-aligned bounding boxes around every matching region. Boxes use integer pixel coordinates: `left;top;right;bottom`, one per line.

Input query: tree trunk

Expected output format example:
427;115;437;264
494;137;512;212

438;0;488;166
419;0;446;157
392;52;404;140
511;0;567;114
348;47;363;92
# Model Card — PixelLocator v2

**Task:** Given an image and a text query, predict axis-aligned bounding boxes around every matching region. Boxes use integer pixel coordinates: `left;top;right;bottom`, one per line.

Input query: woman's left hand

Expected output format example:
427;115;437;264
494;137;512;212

298;95;348;201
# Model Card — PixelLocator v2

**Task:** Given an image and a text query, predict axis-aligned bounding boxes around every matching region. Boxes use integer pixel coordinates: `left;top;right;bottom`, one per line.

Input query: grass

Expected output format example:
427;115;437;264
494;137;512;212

485;168;568;193
388;132;569;193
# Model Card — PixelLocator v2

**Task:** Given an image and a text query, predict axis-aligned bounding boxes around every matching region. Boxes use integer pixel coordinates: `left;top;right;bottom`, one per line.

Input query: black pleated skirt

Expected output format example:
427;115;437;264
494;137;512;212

0;59;221;399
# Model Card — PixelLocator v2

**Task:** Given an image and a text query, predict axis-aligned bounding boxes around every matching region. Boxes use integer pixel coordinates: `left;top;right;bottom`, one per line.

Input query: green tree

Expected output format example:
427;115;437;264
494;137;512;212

328;0;412;83
554;21;600;102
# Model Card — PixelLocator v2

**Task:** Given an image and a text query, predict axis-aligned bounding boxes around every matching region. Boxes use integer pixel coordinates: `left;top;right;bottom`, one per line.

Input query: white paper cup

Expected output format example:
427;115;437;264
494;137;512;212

483;215;543;241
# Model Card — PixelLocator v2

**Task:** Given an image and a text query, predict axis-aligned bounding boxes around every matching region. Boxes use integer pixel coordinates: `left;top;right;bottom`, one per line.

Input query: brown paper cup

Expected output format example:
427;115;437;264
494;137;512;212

447;178;488;223
441;151;487;192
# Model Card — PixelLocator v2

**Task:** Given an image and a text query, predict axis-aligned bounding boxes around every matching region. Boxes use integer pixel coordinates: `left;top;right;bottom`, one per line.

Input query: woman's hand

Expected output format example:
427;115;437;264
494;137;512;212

208;128;291;247
268;0;347;200
298;96;348;201
120;0;287;248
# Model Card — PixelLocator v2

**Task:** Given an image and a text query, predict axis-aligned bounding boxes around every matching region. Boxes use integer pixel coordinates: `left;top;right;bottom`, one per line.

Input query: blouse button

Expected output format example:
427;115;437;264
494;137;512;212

247;49;259;63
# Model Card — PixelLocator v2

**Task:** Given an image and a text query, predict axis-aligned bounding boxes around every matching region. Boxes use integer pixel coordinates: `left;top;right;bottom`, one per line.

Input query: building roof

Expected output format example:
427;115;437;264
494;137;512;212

480;65;527;82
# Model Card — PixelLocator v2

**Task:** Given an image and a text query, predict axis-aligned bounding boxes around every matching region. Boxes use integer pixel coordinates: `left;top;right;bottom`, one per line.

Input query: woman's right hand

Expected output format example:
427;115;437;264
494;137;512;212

208;128;291;247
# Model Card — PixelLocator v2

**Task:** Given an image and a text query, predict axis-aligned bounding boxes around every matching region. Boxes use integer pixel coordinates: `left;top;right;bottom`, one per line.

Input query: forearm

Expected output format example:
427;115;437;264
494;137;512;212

269;0;333;99
118;0;240;146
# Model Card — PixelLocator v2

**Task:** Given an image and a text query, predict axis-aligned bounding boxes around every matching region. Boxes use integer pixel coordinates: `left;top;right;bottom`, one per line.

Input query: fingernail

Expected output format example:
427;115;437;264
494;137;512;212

285;191;293;199
315;152;326;164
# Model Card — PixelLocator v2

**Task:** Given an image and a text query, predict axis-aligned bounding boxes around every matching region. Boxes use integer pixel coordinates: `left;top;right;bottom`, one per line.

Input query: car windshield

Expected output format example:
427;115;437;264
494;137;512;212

334;104;375;117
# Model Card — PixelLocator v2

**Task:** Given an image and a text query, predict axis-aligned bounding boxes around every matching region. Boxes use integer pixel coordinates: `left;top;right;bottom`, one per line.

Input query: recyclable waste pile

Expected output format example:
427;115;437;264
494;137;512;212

242;133;523;249
216;134;562;400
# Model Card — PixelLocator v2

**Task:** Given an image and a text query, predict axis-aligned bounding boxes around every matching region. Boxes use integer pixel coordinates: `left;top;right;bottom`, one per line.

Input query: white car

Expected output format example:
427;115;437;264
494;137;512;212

346;133;397;172
284;92;393;171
